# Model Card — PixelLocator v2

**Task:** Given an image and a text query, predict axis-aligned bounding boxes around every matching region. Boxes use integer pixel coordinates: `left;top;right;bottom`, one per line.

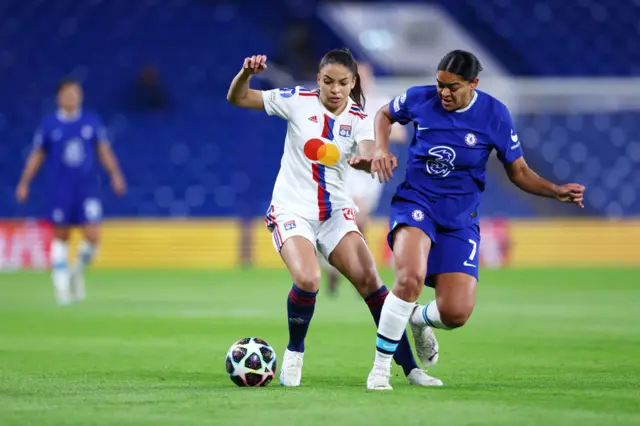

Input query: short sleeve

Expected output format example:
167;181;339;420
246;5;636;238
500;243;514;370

32;128;44;149
388;86;420;125
32;121;49;152
354;113;374;144
261;87;299;120
493;104;524;165
94;115;109;144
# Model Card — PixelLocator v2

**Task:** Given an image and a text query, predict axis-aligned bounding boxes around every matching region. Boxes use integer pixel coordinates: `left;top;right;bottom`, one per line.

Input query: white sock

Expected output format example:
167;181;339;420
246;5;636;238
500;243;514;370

74;240;97;274
50;239;70;304
373;290;415;370
410;301;452;330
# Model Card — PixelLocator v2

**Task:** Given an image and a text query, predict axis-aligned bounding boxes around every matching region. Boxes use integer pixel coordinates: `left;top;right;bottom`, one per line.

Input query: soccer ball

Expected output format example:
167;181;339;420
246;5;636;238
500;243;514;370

225;337;277;387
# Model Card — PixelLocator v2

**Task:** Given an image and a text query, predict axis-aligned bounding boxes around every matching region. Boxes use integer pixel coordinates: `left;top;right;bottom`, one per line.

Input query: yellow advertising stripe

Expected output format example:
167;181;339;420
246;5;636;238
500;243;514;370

510;219;640;266
67;218;640;269
76;220;241;269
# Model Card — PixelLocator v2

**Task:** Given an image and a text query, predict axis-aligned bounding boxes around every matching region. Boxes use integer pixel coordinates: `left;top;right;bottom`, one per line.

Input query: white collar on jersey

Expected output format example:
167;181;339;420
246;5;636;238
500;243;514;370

56;108;82;122
455;91;478;113
315;94;357;118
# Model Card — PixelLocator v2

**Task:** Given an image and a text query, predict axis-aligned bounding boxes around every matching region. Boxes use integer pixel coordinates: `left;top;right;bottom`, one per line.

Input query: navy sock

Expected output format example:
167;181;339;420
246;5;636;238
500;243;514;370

365;285;420;376
286;284;317;353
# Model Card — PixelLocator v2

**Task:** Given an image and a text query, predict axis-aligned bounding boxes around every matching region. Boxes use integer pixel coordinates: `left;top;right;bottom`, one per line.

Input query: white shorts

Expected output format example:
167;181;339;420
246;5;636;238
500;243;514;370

345;168;384;214
264;205;362;259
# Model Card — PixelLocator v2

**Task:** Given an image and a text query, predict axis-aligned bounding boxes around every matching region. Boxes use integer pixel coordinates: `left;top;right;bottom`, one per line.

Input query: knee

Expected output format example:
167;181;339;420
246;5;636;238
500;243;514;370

351;267;380;296
394;268;425;300
83;228;101;245
439;304;474;329
293;271;321;292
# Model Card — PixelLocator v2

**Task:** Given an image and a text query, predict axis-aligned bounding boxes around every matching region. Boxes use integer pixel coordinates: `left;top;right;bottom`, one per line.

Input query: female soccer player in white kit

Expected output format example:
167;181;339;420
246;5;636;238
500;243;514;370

227;49;440;387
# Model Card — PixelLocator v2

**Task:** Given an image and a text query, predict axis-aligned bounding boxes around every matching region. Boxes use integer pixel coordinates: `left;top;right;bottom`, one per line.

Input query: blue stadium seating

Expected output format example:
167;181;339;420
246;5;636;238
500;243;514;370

0;0;638;220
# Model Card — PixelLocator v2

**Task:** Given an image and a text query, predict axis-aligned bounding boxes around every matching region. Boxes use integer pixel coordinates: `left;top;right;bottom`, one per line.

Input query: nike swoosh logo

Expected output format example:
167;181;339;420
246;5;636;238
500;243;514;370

463;261;476;268
417;126;429;131
427;351;438;361
379;342;396;351
510;130;518;142
510;142;521;150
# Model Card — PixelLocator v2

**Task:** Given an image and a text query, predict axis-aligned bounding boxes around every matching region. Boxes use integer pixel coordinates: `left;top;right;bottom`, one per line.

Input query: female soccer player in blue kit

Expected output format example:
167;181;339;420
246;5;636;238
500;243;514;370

366;50;586;390
16;79;126;305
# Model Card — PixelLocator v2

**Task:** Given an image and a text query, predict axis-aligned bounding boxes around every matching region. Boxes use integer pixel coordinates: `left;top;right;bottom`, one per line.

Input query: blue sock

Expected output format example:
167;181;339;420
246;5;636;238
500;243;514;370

366;286;420;376
286;284;317;353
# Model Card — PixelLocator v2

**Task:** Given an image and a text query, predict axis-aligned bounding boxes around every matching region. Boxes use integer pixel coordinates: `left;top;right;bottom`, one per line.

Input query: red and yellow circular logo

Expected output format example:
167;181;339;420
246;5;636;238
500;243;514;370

303;138;340;166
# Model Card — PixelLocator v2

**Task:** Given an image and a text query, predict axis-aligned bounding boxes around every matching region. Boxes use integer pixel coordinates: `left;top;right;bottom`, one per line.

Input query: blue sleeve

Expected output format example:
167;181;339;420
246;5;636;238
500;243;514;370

493;105;524;164
388;86;421;125
94;115;109;144
32;119;50;152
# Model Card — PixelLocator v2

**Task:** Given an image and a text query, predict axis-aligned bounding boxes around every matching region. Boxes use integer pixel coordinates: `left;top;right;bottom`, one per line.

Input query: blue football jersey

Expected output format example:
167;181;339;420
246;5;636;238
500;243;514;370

388;86;524;229
33;110;108;200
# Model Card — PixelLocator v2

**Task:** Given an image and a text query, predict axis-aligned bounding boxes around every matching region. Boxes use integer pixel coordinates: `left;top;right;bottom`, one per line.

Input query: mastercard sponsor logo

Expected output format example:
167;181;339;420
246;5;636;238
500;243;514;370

303;138;340;166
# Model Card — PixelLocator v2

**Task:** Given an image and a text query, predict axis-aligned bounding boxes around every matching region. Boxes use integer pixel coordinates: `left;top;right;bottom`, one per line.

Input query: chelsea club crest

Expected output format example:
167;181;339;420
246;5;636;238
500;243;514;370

464;133;478;146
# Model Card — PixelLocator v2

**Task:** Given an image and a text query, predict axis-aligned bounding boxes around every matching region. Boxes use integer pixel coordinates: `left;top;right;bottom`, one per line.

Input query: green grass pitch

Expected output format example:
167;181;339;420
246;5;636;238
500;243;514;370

1;268;638;425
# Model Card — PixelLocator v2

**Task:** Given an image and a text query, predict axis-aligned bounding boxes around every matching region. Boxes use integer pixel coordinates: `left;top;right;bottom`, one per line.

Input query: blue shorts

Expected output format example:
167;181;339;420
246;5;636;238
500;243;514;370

387;201;480;287
48;196;103;226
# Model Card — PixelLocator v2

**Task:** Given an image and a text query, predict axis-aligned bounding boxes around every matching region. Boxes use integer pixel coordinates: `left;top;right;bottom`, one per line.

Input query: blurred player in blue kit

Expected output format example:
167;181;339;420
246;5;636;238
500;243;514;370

366;51;586;389
16;79;126;305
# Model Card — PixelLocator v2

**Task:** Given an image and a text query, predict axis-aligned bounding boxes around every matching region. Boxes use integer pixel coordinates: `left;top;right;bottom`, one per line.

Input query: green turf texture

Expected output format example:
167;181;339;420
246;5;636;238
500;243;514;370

1;268;638;426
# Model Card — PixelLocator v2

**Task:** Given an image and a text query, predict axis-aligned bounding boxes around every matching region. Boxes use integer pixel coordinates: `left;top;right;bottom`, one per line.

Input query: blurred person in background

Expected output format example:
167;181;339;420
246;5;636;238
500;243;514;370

16;78;126;305
323;61;408;296
273;22;318;81
125;64;169;111
228;50;439;388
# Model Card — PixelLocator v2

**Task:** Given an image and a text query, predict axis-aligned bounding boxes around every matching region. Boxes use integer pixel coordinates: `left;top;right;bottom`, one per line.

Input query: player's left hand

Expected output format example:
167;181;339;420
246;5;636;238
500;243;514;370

348;156;373;173
371;150;398;183
111;173;127;196
555;183;585;209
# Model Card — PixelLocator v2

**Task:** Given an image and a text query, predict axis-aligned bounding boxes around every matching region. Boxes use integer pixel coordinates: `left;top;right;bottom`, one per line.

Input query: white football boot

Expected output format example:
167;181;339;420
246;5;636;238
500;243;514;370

279;349;304;386
54;287;72;306
367;365;393;390
70;270;86;303
409;305;440;367
407;368;443;386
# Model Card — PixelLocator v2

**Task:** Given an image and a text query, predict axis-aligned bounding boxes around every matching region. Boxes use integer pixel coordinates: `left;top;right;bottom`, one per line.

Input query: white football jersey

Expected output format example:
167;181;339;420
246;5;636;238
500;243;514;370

262;86;374;221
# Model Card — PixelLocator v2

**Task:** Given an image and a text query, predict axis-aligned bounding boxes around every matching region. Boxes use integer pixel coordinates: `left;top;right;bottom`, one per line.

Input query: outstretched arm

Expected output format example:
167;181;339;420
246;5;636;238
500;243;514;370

16;147;46;203
374;104;395;155
505;157;585;208
227;55;268;110
97;141;126;196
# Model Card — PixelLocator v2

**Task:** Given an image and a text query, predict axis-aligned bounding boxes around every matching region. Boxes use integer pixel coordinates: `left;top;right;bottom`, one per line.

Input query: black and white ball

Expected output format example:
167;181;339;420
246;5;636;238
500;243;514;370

225;337;277;387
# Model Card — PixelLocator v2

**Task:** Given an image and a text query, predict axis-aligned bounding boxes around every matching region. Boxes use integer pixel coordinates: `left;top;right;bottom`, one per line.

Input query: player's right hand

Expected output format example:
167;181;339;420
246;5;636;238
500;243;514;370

242;55;268;75
111;173;127;197
15;182;29;204
371;150;398;183
555;183;585;209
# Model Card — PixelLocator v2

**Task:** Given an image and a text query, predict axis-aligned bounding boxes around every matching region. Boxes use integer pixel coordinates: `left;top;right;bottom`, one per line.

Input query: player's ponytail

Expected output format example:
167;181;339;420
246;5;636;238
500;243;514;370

319;48;367;110
350;71;366;110
437;50;483;81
